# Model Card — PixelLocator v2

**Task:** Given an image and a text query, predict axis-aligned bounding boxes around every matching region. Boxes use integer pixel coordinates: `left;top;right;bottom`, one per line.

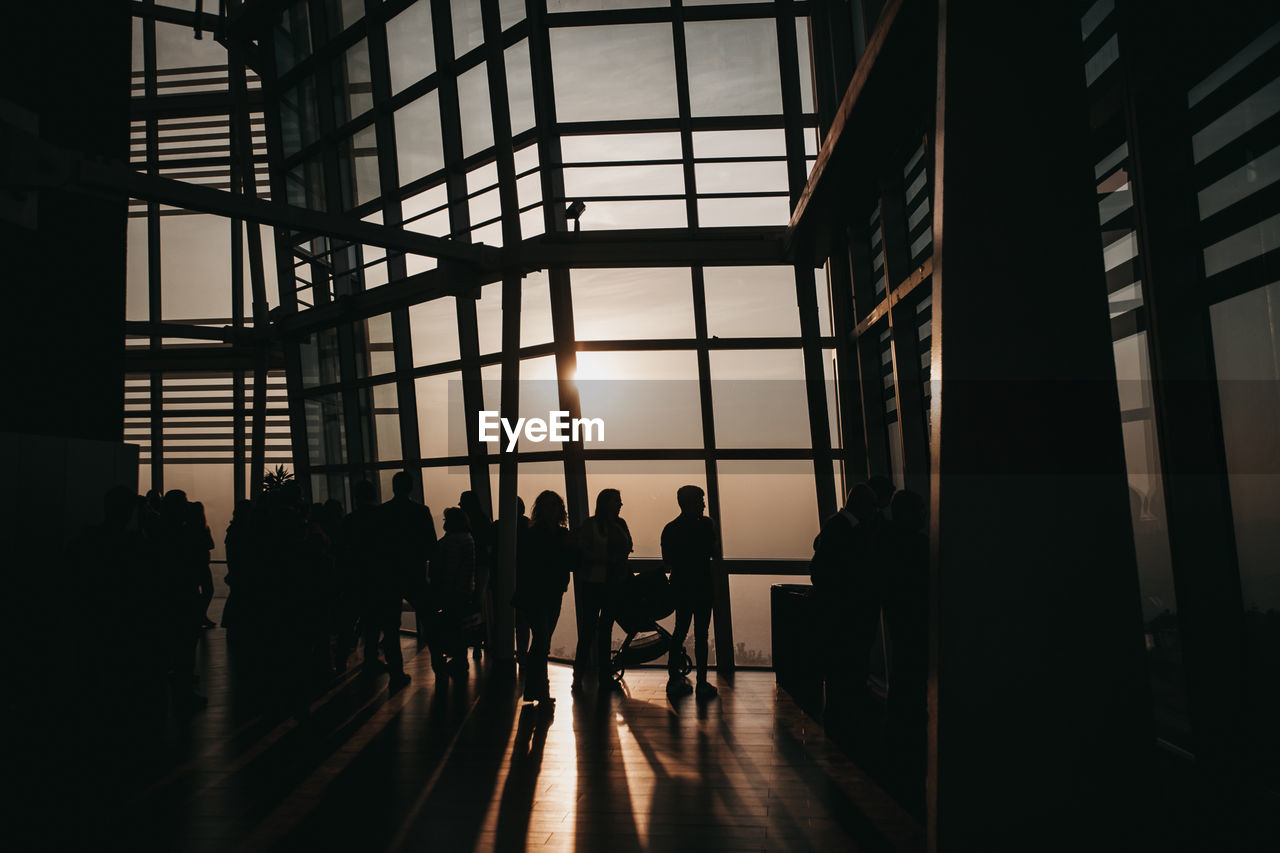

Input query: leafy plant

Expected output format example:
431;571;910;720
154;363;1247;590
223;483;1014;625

261;464;294;495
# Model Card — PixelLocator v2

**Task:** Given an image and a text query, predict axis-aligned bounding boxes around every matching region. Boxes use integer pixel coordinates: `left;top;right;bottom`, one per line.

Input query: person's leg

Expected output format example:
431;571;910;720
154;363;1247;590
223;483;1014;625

595;586;616;680
668;605;692;680
515;609;531;665
382;600;405;676
572;577;597;683
693;604;712;683
525;606;548;700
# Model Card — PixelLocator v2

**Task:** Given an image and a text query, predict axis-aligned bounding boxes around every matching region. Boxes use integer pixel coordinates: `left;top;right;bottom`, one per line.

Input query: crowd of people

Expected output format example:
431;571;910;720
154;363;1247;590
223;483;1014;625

73;469;925;737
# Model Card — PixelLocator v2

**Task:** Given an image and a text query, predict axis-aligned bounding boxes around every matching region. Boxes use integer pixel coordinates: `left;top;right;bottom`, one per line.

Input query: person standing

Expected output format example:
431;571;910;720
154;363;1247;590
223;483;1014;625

662;485;721;700
572;489;632;690
373;471;439;689
513;491;575;703
432;507;476;674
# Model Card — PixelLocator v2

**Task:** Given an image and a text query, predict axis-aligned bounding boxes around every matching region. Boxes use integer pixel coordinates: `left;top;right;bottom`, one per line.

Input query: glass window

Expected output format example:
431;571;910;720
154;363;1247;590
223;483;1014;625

305;392;347;466
685;19;782;117
562;132;683;163
572;267;696;340
335;39;372;123
395;91;445;184
457;61;494;156
718;461;819;559
387;1;436;94
1114;333;1188;736
521;272;554;346
704;266;802;338
369;382;402;463
450;0;484;56
1210;282;1280;618
576;351;703;452
694;160;789;195
160;214;234;320
698;197;790;227
550;24;679;122
563;163;686;199
409;297;460;366
575;199;688;230
474;283;504;355
730;574;800;666
415;371;469;458
126;217;148;321
500;0;526;30
709;349;811;448
506;40;536;134
340;124;380;208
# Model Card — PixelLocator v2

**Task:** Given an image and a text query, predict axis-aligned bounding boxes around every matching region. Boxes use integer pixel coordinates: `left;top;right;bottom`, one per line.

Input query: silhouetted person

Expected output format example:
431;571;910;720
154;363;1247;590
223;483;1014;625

338;483;379;674
809;482;882;729
513;491;574;703
188;501;216;629
433;506;476;675
882;488;929;801
499;497;532;665
460;490;493;656
573;488;632;690
371;471;438;688
158;490;208;712
662;485;721;700
868;474;895;521
221;499;252;629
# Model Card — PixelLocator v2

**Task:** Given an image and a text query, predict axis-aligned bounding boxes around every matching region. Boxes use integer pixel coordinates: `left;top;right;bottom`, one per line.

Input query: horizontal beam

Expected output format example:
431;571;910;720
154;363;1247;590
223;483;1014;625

69;155;505;269
520;227;793;268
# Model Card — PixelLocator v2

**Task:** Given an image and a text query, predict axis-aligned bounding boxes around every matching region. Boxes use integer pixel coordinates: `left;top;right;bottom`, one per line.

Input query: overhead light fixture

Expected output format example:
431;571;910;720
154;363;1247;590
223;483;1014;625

565;199;586;232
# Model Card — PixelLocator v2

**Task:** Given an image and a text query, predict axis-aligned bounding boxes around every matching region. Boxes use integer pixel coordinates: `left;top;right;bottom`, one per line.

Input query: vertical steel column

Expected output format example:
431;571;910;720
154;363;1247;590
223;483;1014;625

143;2;164;495
779;0;839;522
527;0;587;525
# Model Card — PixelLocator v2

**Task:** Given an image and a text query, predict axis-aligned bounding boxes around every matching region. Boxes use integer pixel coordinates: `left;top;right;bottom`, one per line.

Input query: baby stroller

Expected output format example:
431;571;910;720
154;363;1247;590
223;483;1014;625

610;571;693;682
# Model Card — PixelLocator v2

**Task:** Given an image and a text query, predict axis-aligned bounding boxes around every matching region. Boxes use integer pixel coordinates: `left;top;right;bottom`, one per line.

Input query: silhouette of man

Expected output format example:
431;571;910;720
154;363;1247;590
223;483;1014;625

809;482;882;727
372;471;439;688
662;485;721;700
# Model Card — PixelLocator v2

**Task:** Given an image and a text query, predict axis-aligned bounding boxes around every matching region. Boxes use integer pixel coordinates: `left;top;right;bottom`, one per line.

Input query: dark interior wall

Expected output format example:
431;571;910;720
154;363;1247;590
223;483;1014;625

0;0;131;442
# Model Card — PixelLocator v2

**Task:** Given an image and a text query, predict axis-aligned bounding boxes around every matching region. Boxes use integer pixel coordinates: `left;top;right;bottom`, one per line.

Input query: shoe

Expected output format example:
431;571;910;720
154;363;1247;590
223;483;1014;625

389;671;411;691
695;681;718;700
667;676;693;696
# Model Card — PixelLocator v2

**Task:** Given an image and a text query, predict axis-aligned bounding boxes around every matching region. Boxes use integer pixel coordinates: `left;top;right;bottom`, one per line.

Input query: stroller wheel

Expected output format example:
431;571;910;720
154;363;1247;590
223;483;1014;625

679;649;693;676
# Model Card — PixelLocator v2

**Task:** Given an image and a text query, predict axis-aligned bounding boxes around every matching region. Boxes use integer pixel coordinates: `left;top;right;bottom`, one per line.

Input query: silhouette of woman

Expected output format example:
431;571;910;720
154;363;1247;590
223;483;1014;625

572;489;632;690
513;491;575;703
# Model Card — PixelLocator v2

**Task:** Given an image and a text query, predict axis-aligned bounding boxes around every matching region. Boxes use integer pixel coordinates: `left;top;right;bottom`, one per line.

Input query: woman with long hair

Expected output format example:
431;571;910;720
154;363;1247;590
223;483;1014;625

513;491;576;703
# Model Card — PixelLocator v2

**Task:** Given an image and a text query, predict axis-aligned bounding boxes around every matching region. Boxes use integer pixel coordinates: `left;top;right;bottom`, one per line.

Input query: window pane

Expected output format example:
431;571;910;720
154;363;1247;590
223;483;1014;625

396;91;445;184
457;61;494;156
409;297;459;366
416;372;468;458
387;0;435;94
506;40;536;134
450;0;484;56
572;267;695;340
550;24;679;122
697;196;790;227
718;461;819;558
704;266;802;338
575;351;703;451
563;132;683;163
731;574;800;666
709;350;810;448
521;271;554;347
685;19;782;117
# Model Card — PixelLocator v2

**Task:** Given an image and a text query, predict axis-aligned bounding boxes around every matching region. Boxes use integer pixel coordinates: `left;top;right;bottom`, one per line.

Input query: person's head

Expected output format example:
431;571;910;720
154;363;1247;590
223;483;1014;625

162;489;187;520
867;475;895;509
145;489;161;507
594;488;622;519
232;499;252;522
517;496;526;518
459;490;489;523
676;485;705;516
322;498;344;525
845;483;878;523
391;470;413;497
531;490;567;528
890;489;926;532
188;500;208;529
443;506;471;534
353;479;377;508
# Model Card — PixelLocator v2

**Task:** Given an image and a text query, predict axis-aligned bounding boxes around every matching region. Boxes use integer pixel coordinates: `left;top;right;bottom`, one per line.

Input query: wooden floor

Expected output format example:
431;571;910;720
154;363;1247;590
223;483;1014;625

103;631;924;852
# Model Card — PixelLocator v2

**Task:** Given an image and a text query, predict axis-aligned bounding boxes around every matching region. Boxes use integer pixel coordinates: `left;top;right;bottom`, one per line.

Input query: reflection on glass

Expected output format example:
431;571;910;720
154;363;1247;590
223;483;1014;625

1114;332;1188;736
